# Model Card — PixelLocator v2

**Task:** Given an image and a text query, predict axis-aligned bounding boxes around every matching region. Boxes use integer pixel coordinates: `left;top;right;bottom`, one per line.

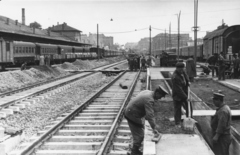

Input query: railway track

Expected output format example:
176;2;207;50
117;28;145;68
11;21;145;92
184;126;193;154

0;60;127;118
10;70;143;155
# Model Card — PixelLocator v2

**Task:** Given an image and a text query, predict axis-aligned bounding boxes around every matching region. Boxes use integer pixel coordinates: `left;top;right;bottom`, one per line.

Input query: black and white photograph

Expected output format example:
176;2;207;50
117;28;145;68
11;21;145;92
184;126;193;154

0;0;240;155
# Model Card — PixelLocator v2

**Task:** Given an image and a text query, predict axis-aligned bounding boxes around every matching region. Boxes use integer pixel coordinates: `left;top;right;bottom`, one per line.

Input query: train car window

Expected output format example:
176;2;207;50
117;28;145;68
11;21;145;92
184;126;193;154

6;42;10;51
26;47;29;53
19;47;22;53
15;47;18;53
23;47;26;53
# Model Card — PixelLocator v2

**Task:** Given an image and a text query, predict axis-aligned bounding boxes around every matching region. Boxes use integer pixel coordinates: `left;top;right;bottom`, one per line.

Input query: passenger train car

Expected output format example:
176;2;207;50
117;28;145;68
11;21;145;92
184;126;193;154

0;41;122;68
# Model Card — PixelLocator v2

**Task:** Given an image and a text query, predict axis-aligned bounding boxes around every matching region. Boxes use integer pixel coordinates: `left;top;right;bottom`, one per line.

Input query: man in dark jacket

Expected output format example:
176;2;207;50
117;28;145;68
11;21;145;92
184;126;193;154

218;52;226;80
171;62;191;127
124;85;168;155
186;56;196;82
206;53;218;77
211;93;232;155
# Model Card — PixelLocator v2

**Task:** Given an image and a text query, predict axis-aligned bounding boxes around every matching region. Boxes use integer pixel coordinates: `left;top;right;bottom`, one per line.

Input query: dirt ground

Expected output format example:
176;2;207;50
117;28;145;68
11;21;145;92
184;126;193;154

190;79;240;110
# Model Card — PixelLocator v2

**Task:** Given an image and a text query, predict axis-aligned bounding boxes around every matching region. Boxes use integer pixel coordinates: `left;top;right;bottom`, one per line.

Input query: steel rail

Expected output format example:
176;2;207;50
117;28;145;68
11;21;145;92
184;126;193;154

0;61;127;109
97;70;141;155
17;70;127;155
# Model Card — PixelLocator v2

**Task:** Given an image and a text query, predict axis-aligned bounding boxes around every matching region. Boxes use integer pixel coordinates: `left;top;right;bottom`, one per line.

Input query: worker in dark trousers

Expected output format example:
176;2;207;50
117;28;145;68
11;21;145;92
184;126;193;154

171;62;192;127
206;53;218;78
233;54;240;78
218;52;226;81
141;56;146;70
186;56;196;82
124;85;168;155
211;93;232;155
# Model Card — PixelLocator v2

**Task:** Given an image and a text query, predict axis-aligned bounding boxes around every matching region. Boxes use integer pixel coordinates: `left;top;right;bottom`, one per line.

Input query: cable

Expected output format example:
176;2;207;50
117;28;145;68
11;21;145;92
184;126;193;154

100;27;148;34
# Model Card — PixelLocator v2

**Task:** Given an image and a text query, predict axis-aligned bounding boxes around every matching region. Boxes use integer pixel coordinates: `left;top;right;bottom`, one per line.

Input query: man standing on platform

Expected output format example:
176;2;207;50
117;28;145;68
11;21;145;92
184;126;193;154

218;52;226;81
124;85;168;155
186;56;196;82
206;53;218;78
211;93;232;155
171;62;192;127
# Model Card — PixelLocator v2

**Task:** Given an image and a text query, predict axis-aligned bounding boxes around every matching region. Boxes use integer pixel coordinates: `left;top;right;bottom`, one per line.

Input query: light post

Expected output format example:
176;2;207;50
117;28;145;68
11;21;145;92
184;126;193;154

97;24;99;60
149;25;151;56
176;11;181;60
193;0;199;66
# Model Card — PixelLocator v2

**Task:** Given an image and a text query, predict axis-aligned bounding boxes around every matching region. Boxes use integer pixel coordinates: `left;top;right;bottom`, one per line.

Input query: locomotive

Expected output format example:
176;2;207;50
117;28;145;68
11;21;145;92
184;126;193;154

0;40;122;69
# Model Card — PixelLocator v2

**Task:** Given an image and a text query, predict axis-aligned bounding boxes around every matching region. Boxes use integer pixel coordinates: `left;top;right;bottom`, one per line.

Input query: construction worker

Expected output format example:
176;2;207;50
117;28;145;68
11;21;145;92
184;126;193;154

218;52;226;80
171;62;192;127
124;85;169;155
206;53;219;78
211;93;232;155
186;56;196;82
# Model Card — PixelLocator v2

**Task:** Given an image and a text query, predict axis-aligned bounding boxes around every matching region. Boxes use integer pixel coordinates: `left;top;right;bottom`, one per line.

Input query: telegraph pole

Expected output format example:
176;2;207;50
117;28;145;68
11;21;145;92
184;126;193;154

193;0;199;66
177;11;181;60
97;24;99;60
149;25;151;56
164;29;166;50
169;22;171;49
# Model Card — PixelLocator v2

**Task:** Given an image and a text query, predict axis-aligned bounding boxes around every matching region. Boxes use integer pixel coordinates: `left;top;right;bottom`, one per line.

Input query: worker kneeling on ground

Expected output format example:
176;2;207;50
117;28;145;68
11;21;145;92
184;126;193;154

124;85;168;155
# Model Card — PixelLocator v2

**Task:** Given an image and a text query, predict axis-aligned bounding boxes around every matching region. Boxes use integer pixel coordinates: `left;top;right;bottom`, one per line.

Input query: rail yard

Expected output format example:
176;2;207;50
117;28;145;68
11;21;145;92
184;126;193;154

1;0;240;155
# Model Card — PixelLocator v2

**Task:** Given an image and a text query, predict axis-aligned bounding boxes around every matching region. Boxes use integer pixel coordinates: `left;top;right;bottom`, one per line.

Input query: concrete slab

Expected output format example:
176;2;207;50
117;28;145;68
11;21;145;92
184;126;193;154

193;110;240;116
156;134;214;155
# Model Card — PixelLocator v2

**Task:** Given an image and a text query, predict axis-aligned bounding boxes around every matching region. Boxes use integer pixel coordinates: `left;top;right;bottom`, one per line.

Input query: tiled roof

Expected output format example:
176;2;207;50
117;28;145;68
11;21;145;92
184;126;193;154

49;23;81;32
0;16;78;42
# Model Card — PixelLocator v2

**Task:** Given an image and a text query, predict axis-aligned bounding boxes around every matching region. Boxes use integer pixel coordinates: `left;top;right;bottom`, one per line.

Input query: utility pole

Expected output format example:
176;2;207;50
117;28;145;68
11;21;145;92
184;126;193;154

193;0;198;66
169;22;171;49
97;24;99;60
164;29;166;50
177;11;181;60
149;25;152;56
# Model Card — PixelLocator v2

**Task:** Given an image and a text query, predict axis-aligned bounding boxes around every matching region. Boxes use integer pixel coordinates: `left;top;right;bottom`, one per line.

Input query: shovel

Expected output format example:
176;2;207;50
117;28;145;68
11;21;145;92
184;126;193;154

183;87;197;133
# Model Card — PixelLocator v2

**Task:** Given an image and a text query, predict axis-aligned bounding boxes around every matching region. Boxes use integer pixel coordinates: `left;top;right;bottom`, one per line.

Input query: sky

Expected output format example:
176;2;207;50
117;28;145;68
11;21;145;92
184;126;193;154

0;0;240;45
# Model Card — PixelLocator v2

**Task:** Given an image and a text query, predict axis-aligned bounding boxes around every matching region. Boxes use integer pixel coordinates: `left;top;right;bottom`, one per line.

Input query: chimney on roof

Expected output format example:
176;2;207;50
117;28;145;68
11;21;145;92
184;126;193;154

57;22;59;25
15;20;18;25
62;23;64;30
33;27;35;34
22;8;25;25
6;18;9;25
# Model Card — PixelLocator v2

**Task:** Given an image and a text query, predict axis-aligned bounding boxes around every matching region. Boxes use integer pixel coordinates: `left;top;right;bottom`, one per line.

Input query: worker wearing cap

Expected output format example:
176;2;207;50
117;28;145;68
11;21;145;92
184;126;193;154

211;93;232;155
171;62;191;127
124;85;168;155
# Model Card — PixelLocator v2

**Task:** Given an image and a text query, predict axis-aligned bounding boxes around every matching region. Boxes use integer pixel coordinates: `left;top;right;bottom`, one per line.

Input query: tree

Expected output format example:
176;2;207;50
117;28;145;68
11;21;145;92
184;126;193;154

29;21;42;29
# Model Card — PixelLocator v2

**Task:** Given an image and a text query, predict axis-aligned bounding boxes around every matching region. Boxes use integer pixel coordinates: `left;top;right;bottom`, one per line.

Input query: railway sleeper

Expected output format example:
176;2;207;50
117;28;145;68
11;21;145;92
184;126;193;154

37;130;109;136
113;135;131;143
91;101;122;105
62;124;112;130
67;120;114;125
48;135;105;142
78;112;118;116
39;142;102;150
35;150;97;155
82;110;119;113
73;116;116;120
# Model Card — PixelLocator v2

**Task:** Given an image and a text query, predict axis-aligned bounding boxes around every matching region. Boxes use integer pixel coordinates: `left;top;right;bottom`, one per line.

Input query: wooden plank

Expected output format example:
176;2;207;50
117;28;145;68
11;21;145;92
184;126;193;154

193;110;240;116
143;121;156;155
